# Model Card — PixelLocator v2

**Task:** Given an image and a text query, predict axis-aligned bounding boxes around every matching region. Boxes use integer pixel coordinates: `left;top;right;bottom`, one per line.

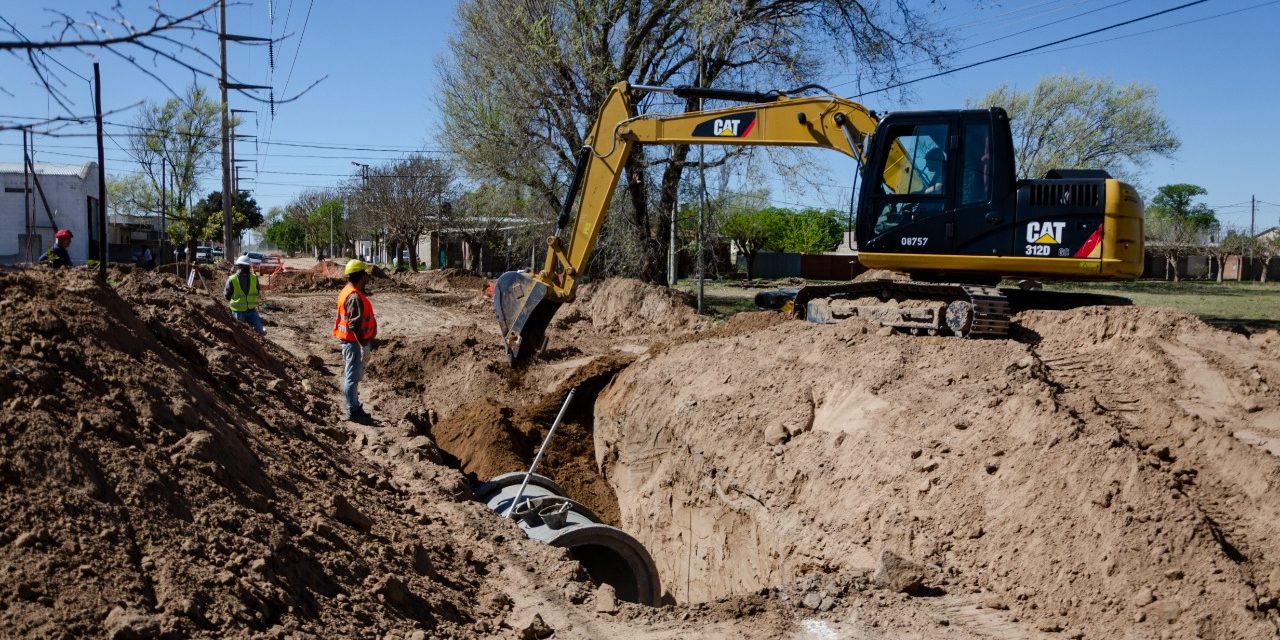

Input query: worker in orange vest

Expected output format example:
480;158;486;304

333;259;378;423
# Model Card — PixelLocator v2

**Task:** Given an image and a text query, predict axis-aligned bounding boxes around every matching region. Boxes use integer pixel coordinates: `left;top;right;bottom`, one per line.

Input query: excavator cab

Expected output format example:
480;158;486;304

855;108;1143;282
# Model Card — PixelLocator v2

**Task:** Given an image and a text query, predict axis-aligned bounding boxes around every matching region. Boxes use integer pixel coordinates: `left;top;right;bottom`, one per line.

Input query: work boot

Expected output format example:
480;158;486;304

346;408;376;425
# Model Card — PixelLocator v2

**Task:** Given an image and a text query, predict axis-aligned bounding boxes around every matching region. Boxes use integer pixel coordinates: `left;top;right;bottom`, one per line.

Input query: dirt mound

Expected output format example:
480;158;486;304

593;304;1280;637
267;270;346;292
559;278;706;335
365;328;516;406
853;268;909;282
400;268;486;292
0;268;589;638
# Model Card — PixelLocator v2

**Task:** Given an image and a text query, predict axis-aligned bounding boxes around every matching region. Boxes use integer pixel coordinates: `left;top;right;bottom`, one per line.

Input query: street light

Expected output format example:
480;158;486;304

350;162;370;260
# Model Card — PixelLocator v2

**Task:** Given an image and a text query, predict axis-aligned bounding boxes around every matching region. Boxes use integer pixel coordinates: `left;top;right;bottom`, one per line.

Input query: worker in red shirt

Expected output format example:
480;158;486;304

333;259;378;423
40;229;73;268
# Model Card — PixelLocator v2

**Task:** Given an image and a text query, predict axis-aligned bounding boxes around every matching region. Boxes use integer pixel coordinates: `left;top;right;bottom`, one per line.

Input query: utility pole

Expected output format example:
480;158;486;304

668;196;677;287
1251;194;1257;236
94;63;107;281
160;160;166;266
1251;194;1257;280
695;27;705;314
218;2;270;261
219;0;232;261
352;162;369;260
21;130;31;262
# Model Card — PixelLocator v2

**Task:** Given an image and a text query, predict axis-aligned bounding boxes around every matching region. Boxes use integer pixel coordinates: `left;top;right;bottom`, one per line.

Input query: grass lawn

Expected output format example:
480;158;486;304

1044;279;1280;330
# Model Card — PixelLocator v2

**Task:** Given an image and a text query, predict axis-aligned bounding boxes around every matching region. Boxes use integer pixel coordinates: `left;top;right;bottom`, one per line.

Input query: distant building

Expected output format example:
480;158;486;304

0;161;101;264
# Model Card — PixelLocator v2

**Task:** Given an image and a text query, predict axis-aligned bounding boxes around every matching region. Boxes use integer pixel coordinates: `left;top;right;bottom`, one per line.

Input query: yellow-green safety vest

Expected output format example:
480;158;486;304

229;274;259;312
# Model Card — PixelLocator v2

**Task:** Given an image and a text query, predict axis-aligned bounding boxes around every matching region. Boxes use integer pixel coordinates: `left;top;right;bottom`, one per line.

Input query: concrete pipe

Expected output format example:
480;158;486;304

476;472;662;606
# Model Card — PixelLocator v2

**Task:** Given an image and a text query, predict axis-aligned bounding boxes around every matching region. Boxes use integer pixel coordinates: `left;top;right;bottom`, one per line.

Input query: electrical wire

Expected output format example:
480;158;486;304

848;0;1212;98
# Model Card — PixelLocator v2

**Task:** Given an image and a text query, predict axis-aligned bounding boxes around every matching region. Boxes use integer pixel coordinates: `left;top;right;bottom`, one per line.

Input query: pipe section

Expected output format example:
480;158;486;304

476;472;661;606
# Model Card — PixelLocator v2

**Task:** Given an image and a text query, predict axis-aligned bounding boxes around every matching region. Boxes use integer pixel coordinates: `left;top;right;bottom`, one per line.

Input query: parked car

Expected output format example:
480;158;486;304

194;246;212;263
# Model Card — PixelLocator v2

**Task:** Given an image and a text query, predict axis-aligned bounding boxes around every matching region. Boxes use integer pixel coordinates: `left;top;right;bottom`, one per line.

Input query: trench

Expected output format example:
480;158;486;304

425;355;670;602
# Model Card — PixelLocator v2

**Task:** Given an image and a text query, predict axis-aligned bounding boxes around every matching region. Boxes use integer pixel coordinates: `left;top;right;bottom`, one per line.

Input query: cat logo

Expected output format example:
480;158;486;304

692;113;757;138
1026;220;1066;245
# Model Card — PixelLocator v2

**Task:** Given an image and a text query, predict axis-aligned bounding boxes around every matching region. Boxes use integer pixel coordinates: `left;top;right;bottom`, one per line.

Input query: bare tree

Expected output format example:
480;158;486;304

0;2;324;133
438;0;952;282
351;157;455;271
124;85;223;261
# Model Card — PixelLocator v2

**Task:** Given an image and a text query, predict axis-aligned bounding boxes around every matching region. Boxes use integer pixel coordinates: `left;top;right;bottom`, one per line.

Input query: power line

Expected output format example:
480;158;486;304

1005;0;1280;60
827;0;1139;90
849;0;1212;99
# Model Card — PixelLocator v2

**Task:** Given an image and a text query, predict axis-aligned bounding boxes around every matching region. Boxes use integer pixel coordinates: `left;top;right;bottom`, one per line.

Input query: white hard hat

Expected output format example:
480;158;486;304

235;254;252;266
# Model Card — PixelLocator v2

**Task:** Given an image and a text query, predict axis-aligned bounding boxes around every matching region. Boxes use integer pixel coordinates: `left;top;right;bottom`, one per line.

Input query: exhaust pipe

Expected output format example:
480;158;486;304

476;472;662;606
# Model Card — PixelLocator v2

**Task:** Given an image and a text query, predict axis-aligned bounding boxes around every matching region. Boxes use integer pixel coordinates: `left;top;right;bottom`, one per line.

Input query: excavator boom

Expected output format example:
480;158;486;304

495;81;881;364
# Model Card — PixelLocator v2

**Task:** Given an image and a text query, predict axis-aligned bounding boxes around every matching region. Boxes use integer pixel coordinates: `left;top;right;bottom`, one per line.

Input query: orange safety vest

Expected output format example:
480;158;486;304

332;283;377;343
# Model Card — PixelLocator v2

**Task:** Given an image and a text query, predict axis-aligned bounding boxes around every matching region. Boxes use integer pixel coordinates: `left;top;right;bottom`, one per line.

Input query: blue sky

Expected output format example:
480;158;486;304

2;0;1278;231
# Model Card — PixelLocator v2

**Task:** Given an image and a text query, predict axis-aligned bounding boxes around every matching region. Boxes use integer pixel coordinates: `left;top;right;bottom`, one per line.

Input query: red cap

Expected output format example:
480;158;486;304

54;229;73;239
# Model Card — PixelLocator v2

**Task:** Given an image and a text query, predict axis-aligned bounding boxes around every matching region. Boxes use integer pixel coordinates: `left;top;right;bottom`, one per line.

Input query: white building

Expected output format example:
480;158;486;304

0;161;100;264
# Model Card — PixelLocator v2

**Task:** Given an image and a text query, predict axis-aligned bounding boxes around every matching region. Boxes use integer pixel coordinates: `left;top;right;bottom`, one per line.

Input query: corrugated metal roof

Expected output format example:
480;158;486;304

0;161;95;177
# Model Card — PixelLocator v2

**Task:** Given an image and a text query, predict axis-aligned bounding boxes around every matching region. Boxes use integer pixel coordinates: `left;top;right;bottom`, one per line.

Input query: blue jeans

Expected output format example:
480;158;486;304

341;341;366;414
233;309;265;335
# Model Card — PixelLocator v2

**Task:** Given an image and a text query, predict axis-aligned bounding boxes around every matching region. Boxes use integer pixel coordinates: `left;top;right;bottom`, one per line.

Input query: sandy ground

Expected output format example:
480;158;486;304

5;265;1279;638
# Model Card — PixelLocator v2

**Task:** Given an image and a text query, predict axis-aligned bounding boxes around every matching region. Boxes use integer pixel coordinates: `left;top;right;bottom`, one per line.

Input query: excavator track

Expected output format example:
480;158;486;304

792;280;1011;338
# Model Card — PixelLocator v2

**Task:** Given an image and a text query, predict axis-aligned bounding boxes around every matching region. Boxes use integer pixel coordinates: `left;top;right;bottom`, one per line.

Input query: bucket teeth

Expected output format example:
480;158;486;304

493;271;561;365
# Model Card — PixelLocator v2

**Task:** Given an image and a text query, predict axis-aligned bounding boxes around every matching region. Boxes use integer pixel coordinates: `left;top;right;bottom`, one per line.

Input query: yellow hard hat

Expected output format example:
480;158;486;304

344;259;369;276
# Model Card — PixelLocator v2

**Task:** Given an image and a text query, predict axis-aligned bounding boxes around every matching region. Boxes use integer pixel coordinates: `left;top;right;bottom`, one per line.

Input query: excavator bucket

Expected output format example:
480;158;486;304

493;271;562;366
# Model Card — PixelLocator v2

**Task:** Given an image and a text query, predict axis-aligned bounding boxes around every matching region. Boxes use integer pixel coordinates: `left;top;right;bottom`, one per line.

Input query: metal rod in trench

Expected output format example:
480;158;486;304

504;388;577;518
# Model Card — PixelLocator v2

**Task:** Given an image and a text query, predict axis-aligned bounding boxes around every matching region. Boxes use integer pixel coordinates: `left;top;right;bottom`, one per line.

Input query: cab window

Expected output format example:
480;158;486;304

960;121;992;206
871;123;949;236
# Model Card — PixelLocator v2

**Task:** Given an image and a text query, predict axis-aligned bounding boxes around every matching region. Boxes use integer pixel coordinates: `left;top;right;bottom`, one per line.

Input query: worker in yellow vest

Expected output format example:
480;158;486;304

225;255;265;335
333;259;378;423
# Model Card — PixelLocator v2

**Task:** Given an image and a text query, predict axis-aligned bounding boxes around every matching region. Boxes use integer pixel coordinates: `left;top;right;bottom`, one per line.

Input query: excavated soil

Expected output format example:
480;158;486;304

0;268;598;639
593;303;1280;638
267;270;347;292
11;267;1280;639
554;279;707;335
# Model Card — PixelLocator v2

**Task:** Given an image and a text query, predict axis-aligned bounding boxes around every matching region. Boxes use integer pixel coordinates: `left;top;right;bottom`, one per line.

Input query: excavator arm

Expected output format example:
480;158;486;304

494;81;880;364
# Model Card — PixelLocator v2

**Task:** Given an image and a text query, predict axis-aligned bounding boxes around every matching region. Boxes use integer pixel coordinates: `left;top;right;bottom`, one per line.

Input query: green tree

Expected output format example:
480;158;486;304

308;199;345;259
1149;184;1217;230
970;74;1179;182
265;217;308;255
777;208;845;254
1146;184;1217;282
439;0;954;283
720;207;784;280
192;190;263;244
128;84;224;261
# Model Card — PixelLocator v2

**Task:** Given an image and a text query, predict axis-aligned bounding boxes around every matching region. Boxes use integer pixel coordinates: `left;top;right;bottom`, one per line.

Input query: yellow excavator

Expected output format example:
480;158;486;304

494;81;1144;364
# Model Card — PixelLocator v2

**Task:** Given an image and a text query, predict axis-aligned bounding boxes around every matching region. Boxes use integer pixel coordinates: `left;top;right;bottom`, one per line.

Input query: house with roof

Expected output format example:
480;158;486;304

0;161;101;265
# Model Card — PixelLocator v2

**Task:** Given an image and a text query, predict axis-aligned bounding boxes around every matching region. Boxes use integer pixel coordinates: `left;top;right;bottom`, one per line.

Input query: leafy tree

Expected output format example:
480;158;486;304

309;199;345;259
720;208;784;280
439;0;954;283
970;74;1179;182
265;217;308;255
777;208;845;254
128;85;224;261
192;190;263;243
1149;184;1217;230
1140;185;1218;283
